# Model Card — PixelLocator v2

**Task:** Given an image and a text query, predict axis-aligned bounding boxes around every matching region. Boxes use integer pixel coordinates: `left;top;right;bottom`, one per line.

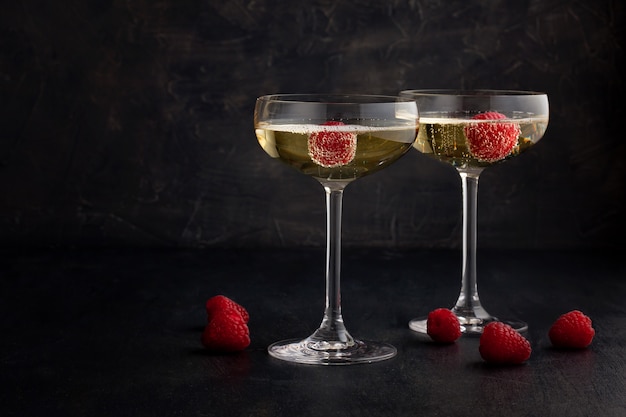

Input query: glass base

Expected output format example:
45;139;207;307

268;338;397;365
409;315;527;336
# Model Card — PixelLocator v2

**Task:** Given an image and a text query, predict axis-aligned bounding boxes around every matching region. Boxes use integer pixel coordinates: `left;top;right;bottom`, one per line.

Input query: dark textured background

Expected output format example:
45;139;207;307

1;0;624;249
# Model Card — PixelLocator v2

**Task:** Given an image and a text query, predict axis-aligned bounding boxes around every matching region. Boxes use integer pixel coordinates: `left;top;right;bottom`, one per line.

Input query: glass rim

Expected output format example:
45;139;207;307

256;93;416;104
400;89;547;97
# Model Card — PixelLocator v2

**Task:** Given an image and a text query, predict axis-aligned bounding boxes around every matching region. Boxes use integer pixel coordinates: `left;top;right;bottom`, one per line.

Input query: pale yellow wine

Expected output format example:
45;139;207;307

416;115;548;169
256;123;418;181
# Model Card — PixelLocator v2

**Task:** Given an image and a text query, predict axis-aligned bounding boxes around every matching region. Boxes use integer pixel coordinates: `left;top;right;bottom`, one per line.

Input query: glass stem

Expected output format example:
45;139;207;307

310;183;354;346
453;171;490;322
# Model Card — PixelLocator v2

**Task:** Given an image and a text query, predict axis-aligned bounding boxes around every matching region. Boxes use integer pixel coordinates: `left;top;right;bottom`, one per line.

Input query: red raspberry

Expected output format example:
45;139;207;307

464;111;520;162
427;308;462;343
206;295;249;323
201;308;251;352
479;322;531;365
307;121;357;168
549;310;595;349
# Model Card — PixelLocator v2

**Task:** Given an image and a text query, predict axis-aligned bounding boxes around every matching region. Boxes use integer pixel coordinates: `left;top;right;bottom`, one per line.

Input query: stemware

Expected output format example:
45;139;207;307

400;89;549;335
254;94;419;364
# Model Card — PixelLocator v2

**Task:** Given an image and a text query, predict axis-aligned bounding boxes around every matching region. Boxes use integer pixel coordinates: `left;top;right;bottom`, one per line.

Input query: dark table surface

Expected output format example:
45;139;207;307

1;247;625;417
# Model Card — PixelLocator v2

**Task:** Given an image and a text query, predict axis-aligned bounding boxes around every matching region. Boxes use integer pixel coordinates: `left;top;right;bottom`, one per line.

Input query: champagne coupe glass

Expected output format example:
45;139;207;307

400;90;549;335
254;94;419;364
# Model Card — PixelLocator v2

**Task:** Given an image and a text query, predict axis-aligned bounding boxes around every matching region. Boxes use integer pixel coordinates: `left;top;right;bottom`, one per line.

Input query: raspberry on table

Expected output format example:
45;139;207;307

549;310;595;349
464;111;520;162
307;121;357;168
206;295;249;323
201;308;251;352
479;322;531;365
426;308;462;343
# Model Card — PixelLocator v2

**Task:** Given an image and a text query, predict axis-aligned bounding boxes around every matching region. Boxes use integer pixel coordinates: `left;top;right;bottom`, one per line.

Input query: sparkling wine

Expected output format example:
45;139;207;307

256;123;417;180
415;113;548;169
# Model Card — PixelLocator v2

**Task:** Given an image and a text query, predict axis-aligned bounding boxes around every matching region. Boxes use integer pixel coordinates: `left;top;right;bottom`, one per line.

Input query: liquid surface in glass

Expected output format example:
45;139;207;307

256;122;418;180
415;112;548;169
